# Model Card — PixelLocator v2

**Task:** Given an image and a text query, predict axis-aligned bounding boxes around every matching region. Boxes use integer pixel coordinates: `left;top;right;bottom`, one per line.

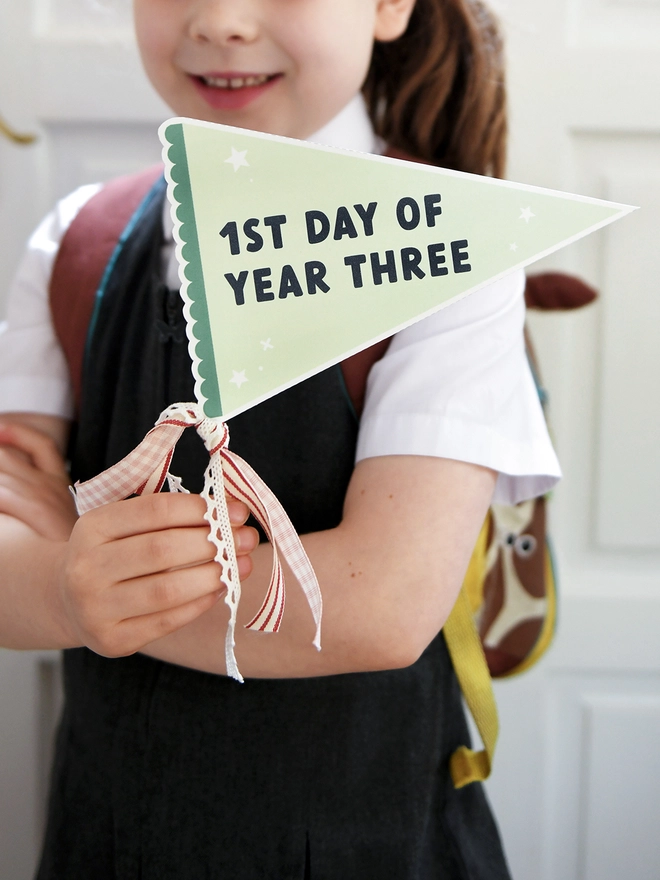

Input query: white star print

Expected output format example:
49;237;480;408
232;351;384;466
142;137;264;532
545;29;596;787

225;147;249;172
510;242;519;252
260;338;274;351
519;207;535;223
229;370;248;388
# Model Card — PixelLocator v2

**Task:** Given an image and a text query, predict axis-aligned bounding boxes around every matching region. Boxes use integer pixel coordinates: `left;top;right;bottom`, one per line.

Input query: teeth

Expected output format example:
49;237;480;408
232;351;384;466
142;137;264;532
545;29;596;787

202;74;271;89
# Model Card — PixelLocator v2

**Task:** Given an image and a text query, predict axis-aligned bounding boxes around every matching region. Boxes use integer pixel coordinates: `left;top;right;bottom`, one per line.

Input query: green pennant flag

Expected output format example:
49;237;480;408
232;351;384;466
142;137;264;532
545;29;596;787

159;117;633;420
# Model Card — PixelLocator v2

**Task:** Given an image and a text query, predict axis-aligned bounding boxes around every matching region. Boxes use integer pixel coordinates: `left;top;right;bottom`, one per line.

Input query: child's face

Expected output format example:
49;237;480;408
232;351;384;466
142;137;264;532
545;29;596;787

134;0;414;139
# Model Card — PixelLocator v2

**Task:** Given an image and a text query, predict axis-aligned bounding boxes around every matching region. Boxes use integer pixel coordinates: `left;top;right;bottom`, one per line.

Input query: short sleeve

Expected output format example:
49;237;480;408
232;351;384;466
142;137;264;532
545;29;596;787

0;184;101;418
355;270;561;504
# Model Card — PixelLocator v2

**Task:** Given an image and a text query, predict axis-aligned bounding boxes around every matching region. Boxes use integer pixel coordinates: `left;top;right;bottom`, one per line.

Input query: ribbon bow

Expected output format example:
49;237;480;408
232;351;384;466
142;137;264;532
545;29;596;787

73;402;322;681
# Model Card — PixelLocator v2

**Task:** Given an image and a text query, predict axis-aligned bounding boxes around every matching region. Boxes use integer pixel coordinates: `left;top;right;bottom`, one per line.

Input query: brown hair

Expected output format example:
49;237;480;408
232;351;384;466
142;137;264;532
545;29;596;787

362;0;507;178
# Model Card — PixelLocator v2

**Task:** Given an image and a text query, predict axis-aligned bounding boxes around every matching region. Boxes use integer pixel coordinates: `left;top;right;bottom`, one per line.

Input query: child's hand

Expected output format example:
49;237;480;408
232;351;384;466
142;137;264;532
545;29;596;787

0;420;78;541
57;493;258;657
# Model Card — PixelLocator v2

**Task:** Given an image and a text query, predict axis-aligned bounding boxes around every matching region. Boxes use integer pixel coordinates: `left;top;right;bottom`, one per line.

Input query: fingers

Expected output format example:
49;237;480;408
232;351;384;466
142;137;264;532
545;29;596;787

93;525;218;582
78;519;258;589
121;590;225;654
61;544;223;657
236;549;253;581
0;421;69;477
107;560;223;620
89;590;225;658
79;494;256;566
234;523;259;553
227;498;250;526
83;492;252;543
0;423;76;540
82;493;210;542
59;492;260;657
0;482;76;541
0;445;65;493
0;462;78;540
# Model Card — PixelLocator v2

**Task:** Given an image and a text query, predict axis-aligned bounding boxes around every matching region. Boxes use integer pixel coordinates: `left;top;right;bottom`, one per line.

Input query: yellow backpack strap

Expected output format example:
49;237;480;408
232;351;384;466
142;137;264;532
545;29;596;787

443;518;499;788
461;512;490;614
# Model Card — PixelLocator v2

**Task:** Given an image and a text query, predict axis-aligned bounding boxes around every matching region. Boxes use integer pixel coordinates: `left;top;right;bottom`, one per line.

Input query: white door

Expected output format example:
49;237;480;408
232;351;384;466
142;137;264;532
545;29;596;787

1;1;659;877
484;2;660;879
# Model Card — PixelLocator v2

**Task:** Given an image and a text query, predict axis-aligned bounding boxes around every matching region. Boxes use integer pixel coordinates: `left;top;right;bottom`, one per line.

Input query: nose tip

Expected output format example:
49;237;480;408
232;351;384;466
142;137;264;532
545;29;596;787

188;1;260;45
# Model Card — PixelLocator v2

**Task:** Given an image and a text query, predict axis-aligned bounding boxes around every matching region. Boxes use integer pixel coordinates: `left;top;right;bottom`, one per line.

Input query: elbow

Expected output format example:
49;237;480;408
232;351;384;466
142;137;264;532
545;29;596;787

330;566;458;674
358;584;456;671
377;644;426;672
336;586;456;672
355;617;442;672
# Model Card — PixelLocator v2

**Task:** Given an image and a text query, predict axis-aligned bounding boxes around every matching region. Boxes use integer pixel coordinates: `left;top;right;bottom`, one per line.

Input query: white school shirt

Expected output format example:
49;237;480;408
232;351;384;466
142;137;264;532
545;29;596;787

0;96;560;505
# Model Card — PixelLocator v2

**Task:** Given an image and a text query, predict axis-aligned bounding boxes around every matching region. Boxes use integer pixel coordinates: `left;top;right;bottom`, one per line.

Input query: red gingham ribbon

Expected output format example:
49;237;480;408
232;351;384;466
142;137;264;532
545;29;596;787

73;402;322;681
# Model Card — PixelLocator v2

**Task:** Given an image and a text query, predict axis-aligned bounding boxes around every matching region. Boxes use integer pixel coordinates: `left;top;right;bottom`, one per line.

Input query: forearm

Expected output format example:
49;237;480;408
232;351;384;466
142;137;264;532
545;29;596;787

0;514;74;650
0;452;496;675
0;413;81;649
146;532;452;678
144;455;497;678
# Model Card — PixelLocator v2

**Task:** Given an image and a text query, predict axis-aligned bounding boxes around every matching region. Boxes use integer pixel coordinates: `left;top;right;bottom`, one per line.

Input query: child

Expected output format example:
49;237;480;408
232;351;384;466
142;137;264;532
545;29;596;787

0;0;560;876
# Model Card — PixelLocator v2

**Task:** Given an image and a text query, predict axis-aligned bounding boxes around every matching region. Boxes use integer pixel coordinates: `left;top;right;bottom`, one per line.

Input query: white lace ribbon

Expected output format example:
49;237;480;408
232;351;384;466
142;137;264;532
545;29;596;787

72;402;322;682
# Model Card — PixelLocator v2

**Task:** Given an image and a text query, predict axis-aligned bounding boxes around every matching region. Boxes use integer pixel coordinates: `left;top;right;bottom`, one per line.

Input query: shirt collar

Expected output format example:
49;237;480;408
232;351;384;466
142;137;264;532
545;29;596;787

306;93;379;154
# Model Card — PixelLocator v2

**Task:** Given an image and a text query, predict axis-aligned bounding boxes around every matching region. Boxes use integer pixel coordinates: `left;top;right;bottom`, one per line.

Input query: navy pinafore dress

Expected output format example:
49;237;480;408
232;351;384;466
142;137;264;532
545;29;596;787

37;179;511;880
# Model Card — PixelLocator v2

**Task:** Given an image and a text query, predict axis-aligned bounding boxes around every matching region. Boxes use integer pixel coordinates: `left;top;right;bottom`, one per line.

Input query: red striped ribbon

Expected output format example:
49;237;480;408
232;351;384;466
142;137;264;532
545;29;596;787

72;402;322;681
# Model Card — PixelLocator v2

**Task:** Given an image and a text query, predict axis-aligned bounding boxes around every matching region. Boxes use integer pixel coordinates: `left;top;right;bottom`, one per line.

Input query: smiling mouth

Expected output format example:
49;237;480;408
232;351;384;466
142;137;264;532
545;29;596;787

199;73;278;90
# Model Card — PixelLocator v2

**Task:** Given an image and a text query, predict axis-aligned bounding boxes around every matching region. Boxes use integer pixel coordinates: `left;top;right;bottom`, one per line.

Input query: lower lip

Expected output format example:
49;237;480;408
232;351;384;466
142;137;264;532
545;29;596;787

191;75;280;111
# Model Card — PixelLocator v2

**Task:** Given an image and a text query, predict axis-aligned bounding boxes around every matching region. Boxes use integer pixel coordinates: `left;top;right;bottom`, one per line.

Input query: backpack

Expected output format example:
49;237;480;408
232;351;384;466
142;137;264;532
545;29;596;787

49;163;596;787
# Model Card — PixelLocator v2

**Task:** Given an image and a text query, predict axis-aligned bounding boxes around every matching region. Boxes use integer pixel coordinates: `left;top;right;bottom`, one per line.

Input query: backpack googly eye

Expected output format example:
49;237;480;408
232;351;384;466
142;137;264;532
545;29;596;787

505;533;516;546
514;534;537;558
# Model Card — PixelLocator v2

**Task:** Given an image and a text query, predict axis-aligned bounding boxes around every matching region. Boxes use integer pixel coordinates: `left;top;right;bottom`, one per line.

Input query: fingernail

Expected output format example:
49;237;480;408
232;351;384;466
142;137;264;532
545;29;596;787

227;501;249;524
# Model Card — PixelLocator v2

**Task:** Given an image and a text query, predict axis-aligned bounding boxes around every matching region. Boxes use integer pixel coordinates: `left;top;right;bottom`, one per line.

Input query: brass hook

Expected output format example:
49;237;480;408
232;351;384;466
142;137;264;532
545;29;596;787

0;113;37;145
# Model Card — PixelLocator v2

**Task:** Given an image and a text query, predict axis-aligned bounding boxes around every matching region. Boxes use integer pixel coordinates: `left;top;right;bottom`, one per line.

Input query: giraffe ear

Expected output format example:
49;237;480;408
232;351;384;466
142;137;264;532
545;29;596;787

525;271;598;310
